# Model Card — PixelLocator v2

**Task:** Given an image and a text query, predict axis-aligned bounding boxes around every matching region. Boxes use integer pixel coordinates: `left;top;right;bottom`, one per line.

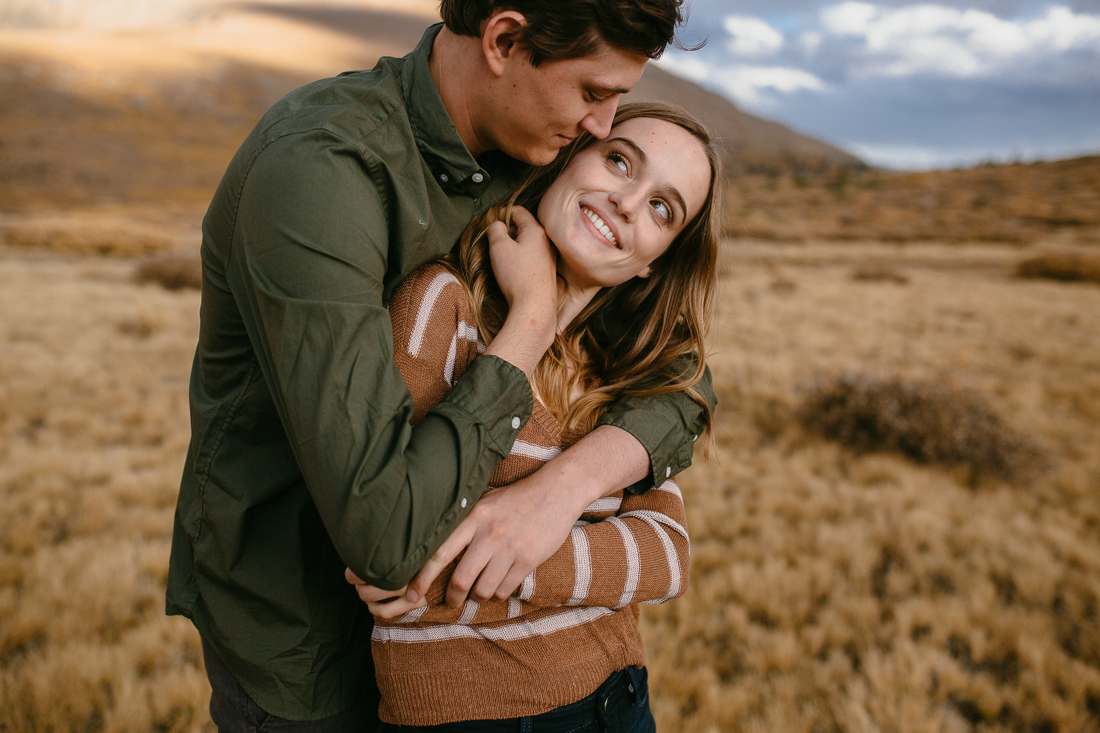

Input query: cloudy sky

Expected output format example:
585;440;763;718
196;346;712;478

657;0;1100;169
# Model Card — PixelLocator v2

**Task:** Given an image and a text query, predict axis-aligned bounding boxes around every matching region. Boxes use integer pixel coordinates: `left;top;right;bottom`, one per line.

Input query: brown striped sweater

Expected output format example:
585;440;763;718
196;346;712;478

374;264;690;725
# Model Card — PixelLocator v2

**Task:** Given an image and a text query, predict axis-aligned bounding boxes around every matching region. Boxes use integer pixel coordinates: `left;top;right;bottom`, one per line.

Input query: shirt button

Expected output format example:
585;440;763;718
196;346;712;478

460;497;468;508
511;416;521;430
693;434;699;442
439;173;449;183
665;466;672;478
471;172;484;183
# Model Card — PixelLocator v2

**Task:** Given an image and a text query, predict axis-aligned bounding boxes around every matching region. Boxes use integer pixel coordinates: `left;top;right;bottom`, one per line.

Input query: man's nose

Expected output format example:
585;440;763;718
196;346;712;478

578;101;617;140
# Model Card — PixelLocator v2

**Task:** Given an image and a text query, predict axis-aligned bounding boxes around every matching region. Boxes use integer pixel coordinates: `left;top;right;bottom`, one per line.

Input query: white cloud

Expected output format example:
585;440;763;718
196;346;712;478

715;66;828;106
799;30;824;54
821;2;1100;78
652;54;712;84
724;15;784;57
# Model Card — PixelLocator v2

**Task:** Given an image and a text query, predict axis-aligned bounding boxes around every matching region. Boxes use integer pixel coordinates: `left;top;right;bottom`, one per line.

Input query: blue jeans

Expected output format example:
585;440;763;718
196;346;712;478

375;666;656;733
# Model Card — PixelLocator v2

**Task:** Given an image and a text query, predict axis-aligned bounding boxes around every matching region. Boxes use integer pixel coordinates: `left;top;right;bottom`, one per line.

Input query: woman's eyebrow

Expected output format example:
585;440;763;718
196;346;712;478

608;137;647;165
663;187;688;224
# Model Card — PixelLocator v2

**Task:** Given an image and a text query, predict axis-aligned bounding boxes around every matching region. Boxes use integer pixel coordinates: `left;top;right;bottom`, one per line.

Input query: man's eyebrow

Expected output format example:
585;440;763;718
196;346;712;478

592;84;633;97
609;137;688;223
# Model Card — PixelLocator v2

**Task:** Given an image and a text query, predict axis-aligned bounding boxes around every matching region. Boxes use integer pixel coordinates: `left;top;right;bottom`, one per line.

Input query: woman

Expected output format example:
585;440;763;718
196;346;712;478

371;102;720;731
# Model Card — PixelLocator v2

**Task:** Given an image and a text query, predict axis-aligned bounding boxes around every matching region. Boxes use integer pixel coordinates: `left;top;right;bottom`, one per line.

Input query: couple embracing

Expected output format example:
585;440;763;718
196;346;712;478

167;1;719;731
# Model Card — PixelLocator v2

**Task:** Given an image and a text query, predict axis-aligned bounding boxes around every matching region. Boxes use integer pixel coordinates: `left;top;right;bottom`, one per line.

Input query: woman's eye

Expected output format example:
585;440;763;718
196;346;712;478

608;152;628;173
652;199;671;222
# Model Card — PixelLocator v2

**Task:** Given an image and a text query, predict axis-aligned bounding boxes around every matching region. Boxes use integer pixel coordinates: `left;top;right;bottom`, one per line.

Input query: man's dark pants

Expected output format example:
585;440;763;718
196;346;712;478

202;637;380;733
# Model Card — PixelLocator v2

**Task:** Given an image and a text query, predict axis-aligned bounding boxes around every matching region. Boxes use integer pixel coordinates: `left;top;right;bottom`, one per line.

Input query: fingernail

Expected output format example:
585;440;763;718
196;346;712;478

406;589;419;602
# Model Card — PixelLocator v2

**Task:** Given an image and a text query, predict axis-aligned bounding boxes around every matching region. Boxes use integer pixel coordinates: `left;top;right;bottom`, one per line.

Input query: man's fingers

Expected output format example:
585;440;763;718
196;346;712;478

495;564;536;602
469;556;512;603
445;542;493;608
344;567;364;585
406;521;477;602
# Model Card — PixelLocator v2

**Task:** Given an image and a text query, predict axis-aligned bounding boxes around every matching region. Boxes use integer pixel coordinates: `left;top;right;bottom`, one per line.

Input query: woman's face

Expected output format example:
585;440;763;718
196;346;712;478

537;116;711;292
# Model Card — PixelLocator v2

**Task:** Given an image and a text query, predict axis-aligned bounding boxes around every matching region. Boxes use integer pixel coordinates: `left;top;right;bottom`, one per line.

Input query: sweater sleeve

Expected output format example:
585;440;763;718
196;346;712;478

388;477;689;626
389;264;485;425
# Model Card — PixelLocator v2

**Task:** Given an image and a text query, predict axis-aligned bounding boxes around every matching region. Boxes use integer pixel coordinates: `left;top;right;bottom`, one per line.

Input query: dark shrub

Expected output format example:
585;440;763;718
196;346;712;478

798;372;1045;482
134;256;202;291
1016;252;1100;284
851;266;909;284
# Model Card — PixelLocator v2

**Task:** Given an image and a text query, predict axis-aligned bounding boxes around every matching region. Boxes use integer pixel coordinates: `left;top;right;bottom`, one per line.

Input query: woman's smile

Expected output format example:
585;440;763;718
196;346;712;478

580;204;620;249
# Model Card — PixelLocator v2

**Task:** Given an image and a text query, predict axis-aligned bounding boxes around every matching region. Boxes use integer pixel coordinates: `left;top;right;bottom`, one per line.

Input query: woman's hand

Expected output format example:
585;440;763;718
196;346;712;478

483;206;558;378
344;568;427;620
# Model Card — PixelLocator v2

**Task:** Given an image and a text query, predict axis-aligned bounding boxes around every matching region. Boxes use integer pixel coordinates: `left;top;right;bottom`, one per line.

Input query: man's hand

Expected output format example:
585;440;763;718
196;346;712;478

405;424;650;607
483;206;558;378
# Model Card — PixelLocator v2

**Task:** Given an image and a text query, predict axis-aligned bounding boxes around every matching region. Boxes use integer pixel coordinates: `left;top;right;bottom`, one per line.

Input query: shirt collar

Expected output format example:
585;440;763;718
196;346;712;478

402;23;485;188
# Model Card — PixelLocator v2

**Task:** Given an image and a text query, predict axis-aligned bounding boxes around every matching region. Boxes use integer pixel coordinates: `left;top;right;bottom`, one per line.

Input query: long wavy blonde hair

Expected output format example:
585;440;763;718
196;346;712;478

444;101;721;444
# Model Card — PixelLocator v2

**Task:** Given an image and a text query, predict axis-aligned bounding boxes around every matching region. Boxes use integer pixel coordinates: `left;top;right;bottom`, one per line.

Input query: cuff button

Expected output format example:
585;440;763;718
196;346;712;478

511;416;521;430
460;497;468;508
665;466;672;478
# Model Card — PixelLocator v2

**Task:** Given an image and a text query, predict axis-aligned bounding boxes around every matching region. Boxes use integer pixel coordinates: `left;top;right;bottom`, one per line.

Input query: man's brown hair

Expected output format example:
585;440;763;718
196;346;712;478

440;0;691;65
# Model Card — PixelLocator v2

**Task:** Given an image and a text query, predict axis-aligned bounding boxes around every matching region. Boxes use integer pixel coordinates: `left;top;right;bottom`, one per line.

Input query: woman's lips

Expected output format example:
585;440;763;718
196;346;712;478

580;204;620;249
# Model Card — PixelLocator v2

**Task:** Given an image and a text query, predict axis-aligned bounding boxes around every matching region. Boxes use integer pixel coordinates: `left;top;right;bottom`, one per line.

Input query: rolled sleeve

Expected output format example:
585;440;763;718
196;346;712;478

596;360;716;494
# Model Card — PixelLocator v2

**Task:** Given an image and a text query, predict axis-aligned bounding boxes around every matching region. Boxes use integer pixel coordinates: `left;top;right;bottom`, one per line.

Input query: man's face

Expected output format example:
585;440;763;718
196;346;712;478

482;41;649;166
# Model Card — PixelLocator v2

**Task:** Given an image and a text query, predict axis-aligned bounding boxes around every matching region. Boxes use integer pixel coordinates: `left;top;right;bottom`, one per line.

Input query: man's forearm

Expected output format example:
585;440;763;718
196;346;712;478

525;424;650;513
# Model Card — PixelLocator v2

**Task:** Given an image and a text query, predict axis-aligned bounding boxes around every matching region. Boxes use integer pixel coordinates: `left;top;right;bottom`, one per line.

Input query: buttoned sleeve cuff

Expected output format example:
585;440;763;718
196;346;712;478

595;365;716;495
434;353;533;459
378;354;533;586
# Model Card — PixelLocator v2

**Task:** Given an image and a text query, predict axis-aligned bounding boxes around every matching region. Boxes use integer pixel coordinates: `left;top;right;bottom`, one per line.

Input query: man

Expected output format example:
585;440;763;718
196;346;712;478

167;1;713;730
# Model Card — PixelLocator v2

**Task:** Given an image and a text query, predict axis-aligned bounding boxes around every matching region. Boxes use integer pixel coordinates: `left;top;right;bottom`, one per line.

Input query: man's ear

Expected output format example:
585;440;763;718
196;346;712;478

481;10;528;77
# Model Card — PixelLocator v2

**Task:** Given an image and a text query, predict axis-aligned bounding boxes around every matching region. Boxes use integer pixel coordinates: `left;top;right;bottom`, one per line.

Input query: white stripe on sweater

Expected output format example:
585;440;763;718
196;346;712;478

396;605;429;624
519;572;536;601
507;598;523;619
607;517;640;608
444;322;478;385
583;496;622;514
566;527;592;605
372;606;614;644
407;272;461;357
618;509;688;541
655;479;682;500
510;440;562;461
456;600;480;626
631;516;682;605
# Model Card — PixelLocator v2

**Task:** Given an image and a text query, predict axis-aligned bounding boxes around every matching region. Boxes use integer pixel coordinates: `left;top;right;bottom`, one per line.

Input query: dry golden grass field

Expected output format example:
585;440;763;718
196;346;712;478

3;3;1100;732
3;239;1099;733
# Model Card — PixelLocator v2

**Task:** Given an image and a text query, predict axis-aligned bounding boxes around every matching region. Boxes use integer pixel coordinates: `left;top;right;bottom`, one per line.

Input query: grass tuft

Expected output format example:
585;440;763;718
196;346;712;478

1016;251;1100;284
797;372;1045;482
851;265;909;284
134;257;202;291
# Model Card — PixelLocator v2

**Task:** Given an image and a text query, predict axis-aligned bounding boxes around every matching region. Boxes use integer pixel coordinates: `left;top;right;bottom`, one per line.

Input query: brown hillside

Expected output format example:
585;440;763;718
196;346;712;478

624;65;863;175
725;155;1100;244
2;2;1097;248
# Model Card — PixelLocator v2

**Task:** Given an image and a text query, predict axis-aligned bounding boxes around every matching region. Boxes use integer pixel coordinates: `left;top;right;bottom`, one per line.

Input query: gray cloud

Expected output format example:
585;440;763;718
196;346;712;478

669;1;1100;167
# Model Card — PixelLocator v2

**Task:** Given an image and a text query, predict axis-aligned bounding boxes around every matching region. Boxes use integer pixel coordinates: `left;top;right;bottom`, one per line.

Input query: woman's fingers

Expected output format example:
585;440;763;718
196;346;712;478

367;596;426;620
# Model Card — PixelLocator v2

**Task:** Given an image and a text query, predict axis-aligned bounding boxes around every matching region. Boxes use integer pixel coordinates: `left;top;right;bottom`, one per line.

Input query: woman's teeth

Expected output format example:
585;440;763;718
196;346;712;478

582;207;618;248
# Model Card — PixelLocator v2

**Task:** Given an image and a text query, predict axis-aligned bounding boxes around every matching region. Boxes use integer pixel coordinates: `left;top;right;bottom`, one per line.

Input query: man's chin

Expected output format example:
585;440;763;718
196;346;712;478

511;144;565;167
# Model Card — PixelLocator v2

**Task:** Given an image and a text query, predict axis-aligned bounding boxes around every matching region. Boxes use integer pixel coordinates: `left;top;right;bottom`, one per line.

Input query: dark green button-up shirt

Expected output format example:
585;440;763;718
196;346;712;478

167;23;714;721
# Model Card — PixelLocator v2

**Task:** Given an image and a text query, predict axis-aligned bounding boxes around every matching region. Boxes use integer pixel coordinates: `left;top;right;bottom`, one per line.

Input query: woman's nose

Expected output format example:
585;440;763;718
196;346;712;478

609;187;645;221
